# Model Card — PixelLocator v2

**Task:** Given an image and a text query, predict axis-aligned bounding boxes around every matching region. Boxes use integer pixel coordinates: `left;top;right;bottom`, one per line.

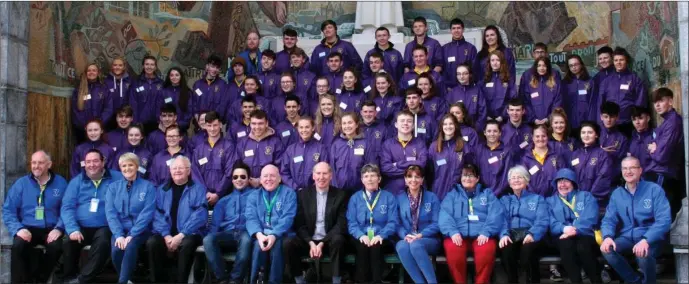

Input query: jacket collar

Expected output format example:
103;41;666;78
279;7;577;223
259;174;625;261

163;178;196;191
374;41;395;52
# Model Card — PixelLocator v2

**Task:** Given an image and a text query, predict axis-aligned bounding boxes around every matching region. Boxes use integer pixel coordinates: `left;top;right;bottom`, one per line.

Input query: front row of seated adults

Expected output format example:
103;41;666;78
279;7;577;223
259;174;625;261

4;148;671;284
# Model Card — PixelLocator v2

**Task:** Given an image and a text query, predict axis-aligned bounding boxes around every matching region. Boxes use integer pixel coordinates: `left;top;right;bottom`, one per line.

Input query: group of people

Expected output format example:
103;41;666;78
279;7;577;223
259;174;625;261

3;16;683;284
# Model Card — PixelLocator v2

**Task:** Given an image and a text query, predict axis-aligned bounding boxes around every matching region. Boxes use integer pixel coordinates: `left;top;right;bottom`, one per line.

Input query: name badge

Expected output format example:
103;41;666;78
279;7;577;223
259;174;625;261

138;86;145;92
293;156;304;163
578;89;587;95
237;131;247;138
80;161;85;167
488;156;499;164
281;130;291;137
138;167;147;174
354;148;365;156
463;136;469;142
35;206;44;220
166;159;173;166
314;133;322;141
408;79;416;86
528;165;540;175
620;84;629;90
468;215;479;221
109;88;115;92
519;141;529;149
198;157;208;165
363;85;371;93
195;88;203;96
406;157;416;162
164;97;173;103
89;198;99;212
447;56;456;62
485;82;494;88
84;94;92;100
530;92;539;98
339;102;348;109
245;150;255;157
571;158;580;166
436;159;447;166
240;91;245;97
335;88;342;94
417;128;426;134
376;106;381;112
319;52;326;57
113;147;117;152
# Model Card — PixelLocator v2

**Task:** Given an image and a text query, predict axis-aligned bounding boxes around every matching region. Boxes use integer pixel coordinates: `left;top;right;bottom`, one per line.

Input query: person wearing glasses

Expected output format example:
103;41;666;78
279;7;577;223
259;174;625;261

346;164;399;283
440;163;504;284
148;125;192;186
146;156;208;283
600;156;671;284
203;161;256;284
498;166;549;284
395;165;441;284
146;103;181;156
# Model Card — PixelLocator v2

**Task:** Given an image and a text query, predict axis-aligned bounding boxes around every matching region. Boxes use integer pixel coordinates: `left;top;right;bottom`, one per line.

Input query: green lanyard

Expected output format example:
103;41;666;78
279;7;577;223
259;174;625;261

37;184;47;205
92;179;102;198
262;186;282;226
363;190;382;226
559;195;578;218
468;198;474;215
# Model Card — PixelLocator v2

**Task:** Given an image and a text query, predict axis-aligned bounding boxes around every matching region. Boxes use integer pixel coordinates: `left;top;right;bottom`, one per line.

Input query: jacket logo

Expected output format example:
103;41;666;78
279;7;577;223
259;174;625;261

265;146;272;155
379;204;388;214
53;188;61;197
139;192;146;201
480;197;487;206
473;95;477;103
337;47;343;54
420;121;426;128
375;131;382;139
215;86;219;92
464;49;468;56
257;104;263;110
643;199;652;209
528;202;537;211
502;82;508;88
347;139;355;148
141;158;148;167
276;201;282;211
590;158;597;166
269;78;275;86
355;100;361;107
576;201;584;211
156;84;162;90
218;149;224;157
411;148;417;157
524;134;530;142
424;202;432;212
125;83;130;88
569;143;574;151
313;153;320;162
431;104;437;111
303;79;309;86
390;55;397;62
551;158;557;167
387;101;393;107
614;140;619;149
584;83;590;90
457;152;463;162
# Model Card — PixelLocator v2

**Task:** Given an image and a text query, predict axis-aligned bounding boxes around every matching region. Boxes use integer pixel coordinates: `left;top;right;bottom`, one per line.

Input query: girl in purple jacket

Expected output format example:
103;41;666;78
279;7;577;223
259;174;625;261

369;73;404;128
70;119;116;178
428;114;471;200
314;94;342;149
71;63;113;142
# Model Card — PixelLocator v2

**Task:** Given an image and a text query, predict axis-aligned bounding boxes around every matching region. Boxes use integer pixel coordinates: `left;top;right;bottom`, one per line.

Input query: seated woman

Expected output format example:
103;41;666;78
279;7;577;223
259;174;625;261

547;168;602;283
395;165;440;284
440;163;504;284
346;164;399;283
105;153;156;284
499;166;549;283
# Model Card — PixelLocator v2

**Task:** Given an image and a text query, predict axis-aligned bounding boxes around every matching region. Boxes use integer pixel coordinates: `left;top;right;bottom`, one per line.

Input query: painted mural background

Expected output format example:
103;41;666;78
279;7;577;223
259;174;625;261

28;1;681;108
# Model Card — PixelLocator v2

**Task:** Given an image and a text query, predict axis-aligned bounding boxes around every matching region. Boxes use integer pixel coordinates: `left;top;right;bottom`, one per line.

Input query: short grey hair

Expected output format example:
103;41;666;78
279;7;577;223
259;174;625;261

33;150;52;162
508;165;531;184
118;152;140;167
621;156;641;168
360;163;381;177
312;162;332;174
172;155;191;168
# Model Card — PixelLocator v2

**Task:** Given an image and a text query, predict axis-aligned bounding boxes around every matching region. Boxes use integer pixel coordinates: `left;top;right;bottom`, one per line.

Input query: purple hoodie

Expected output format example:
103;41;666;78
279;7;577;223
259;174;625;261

403;35;443;69
562;76;596;129
522;75;563;123
379;137;428;195
428;139;472;200
148;147;192;186
628;129;653;170
274;120;299;149
570;144;613;206
422;95;449;121
191;137;237;195
106;128;128;153
324;69;344;94
191;76;230;120
480;73;518;120
519;148;566;197
70;82;114;129
363;43;405;83
158;86;193;130
387;109;438;146
646;109;684;179
105;73;132;111
442;38;478;89
474;47;516;83
129;75;164;125
70;140;117;178
334;88;366;113
257;70;281;99
280;137;329;190
475;142;513;196
361;120;390;160
597;69;648;124
447;83;487;129
328;134;377;191
310;36;363;76
501;121;533;156
235;128;285;178
292;65;317;108
373;94;404;127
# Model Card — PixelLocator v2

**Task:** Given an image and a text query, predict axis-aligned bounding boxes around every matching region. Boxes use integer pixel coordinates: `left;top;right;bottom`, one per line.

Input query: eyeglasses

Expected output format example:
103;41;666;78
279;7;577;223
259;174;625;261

232;174;248;180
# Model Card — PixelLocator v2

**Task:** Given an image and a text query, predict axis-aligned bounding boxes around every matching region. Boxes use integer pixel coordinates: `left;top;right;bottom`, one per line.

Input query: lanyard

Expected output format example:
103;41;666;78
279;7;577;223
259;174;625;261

262;186;282;225
92;179;102;198
559;195;578;218
409;191;423;233
363;190;382;226
37;184;47;205
468;198;474;215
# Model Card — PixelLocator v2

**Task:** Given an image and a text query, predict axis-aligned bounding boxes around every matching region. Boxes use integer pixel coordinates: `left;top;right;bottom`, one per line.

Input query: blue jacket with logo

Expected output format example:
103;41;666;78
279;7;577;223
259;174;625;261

105;177;156;238
397;191;440;238
3;172;68;236
439;184;504;238
152;180;208;237
347;189;399;239
499;189;550;241
209;187;256;234
245;185;297;238
61;170;124;234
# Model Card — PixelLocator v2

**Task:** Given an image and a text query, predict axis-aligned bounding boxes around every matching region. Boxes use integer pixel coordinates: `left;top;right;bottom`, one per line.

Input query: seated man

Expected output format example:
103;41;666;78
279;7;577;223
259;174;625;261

61;149;124;283
245;164;297;284
3;151;67;283
146;156;208;283
284;162;347;284
600;156;671;284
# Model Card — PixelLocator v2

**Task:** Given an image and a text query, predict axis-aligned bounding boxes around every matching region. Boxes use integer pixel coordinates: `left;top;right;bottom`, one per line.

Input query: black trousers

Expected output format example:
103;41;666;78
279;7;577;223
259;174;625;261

500;240;542;283
283;234;345;280
350;237;394;283
146;234;203;283
62;226;112;282
11;227;63;283
556;235;602;283
645;172;685;220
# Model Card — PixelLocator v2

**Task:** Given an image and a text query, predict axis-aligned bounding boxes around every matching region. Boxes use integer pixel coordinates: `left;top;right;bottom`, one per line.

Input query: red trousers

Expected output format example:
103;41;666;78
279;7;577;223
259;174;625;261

443;237;497;284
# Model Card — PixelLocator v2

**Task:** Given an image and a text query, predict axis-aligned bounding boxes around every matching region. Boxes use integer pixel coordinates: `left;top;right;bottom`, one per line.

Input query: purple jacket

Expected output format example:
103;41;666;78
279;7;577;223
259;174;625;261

226;80;246;109
501;122;533;155
275;48;310;75
112;143;152;178
316;117;338;149
146;129;167;156
274;121;299;149
292;66;317;108
388;110;437;146
226;93;271;125
70;140;116;178
159;86;193;130
105;73;132;111
361;120;389;160
428;139;471;200
403;36;443;69
373;94;404;127
328;134;377;191
447;84;487;129
235;129;285;178
257;70;281;99
518;69;562;96
591;66;614;106
310;36;363;76
129;75;164;125
106;128;128;153
598;69;648;124
187;131;208;151
70;82;114;129
460;125;480;150
519;148;566;197
399;70;445;96
549;136;577;162
475;143;513;196
379;137;428;195
522;75;563;123
570;144;613;206
191;137;237;195
442;38;478;89
422;95;448;121
334;88;366;113
480;73;518;120
227;121;250;144
628;129;653;170
191;77;230;119
324;69;344;94
599;127;630;174
269;91;309;123
148;147;192;186
363;43;404;83
474;47;516;83
646;109;684;179
562;76;596;129
279;138;329;190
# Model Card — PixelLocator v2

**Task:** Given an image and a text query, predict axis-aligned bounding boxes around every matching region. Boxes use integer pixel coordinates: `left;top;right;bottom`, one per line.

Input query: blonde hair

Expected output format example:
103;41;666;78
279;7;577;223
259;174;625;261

118;152;140;168
315;93;342;136
77;63;103;111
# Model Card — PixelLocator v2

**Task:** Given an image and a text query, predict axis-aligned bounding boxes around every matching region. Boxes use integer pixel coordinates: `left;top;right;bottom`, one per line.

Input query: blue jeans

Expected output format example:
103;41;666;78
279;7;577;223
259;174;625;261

203;230;252;281
111;232;150;284
602;237;660;284
396;237;440;284
250;236;284;284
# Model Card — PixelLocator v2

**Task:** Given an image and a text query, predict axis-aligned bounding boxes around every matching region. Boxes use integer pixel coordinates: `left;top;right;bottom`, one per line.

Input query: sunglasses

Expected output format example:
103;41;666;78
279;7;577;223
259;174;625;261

232;175;248;180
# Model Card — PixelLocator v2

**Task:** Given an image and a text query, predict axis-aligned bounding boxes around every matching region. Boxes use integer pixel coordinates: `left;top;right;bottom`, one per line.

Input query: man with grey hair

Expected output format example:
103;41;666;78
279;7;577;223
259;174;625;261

284;162;347;283
3;150;68;283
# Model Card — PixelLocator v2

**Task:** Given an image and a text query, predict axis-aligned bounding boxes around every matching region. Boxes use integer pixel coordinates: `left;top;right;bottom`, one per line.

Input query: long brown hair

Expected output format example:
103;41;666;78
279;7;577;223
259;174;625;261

415;72;438;99
315;94;342;136
368;72;397;100
434;114;465;153
340;112;362;137
77;63;103;111
529;57;556;89
484;50;510;84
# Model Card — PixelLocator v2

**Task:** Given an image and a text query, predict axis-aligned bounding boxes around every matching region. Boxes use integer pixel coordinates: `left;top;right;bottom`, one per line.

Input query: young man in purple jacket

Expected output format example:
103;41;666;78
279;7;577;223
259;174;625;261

501;99;533;157
599;102;630;183
235;110;285;188
442;18;477;89
257;49;281;100
107;106;134;152
628;106;653;170
404;17;443;74
275;28;309;74
379;110;428;194
191;55;230;124
310;20;363;76
363;27;404;83
323;52;345;94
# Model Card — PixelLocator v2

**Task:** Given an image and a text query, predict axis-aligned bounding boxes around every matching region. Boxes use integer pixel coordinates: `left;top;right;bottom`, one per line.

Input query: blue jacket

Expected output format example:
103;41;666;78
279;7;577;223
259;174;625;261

499;189;550;241
361;120;390;160
501;122;533;156
105;177;156;238
191;137;237;195
310;37;363;76
3;172;68;236
442;38;478;89
379;137;428;195
274;121;299;149
601;181;671;244
547;190;599;238
275;48;310;75
152;180;208;237
228;49;262;80
209;187;256;234
245;185;297;238
280;138;329;191
257;69;281;99
548;136;577;162
61;170;124;234
474;47;516;82
373;94;405;127
347;189;399;239
439;184;504;238
397;191;440;238
335;88;366;113
159;85;194;130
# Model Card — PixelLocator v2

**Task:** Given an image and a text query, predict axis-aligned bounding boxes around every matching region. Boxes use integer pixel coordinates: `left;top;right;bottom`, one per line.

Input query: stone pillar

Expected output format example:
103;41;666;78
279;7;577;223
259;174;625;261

0;2;30;283
674;2;689;283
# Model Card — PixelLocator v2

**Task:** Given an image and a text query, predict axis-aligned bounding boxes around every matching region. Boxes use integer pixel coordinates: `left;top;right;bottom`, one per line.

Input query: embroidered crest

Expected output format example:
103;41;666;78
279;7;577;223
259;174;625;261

347;139;354;148
551;158;557;167
424;202;432;212
156;84;162;90
375;131;382;139
257;104;263;110
98;92;104;99
420;121;426;128
524;134;530;142
139;192;146;201
379;204;388;214
643;199;652;209
431;103;437;111
502;82;508;88
528;202;537;211
53;188;61;197
276;201;282;211
614;140;619;148
125;83;130;88
218;149;224;158
584;83;590;90
265;146;273;155
568;143;574;151
576;201;584;211
270;78;275;86
457;152;463;162
473;95;477;103
313;153;320;162
412;148;417;157
141;158;148;167
480;197;487;206
499;151;506;160
464;49;468;56
590;158;597;166
387;101;393;107
303;78;309;86
626;80;632;86
390;55;397;62
356;100;361;107
356;144;365;150
337;47;343;54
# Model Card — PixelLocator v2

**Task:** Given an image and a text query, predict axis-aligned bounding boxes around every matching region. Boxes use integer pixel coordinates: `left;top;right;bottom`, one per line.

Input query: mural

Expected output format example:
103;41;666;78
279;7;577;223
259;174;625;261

29;1;681;105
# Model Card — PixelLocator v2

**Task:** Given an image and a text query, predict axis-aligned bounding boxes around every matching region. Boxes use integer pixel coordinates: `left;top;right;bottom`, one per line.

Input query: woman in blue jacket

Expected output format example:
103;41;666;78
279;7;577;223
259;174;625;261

428;114;470;200
347;164;399;283
439;163;504;284
547;168;602;284
395;165;440;284
113;125;152;178
105;153;156;284
499;165;550;283
71;119;116;178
